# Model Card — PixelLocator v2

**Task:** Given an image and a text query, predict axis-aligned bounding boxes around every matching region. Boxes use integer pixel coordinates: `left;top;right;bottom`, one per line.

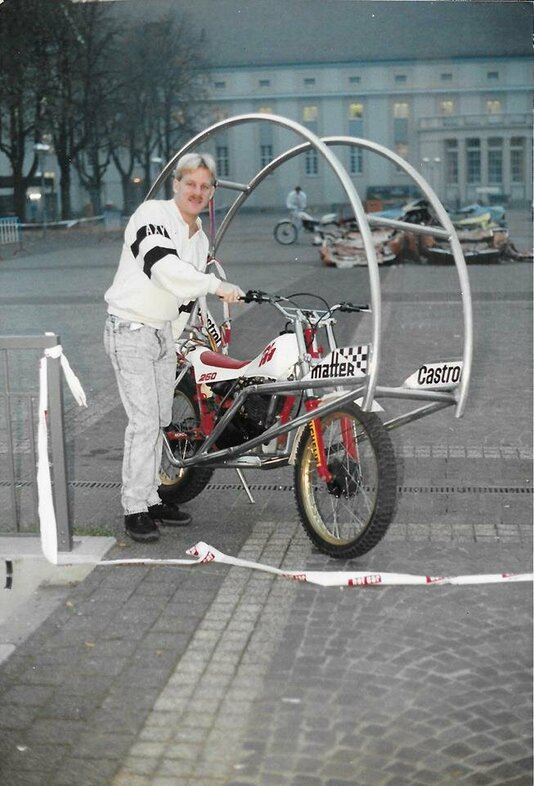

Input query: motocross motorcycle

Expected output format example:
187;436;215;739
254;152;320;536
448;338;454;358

158;290;397;559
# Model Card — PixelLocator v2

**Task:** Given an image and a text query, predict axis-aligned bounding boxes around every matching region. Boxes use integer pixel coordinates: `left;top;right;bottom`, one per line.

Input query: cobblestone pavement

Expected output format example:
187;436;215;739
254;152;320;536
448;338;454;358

0;515;531;786
0;211;532;784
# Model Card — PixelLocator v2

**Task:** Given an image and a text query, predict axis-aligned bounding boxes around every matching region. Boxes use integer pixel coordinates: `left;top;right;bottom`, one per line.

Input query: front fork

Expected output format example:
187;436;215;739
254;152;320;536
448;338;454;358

305;399;333;482
305;400;360;483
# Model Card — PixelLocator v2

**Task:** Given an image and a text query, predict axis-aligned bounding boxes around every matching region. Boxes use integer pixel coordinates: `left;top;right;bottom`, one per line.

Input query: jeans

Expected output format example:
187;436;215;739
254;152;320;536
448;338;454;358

104;315;176;515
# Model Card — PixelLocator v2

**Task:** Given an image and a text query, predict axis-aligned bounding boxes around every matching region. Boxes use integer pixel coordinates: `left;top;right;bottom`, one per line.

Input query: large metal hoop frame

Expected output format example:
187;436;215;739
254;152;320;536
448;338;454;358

146;112;472;419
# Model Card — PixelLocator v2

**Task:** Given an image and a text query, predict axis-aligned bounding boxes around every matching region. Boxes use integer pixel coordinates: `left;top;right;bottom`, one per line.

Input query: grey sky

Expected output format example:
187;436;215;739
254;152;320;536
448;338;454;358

116;0;532;67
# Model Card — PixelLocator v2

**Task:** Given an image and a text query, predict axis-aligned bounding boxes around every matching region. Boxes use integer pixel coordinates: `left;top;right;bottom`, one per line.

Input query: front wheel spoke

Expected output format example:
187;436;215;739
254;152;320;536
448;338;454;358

295;404;397;558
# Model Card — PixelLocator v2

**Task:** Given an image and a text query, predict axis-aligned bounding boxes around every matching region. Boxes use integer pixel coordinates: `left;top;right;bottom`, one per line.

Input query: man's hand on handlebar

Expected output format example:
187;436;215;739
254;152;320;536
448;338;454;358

240;289;271;303
216;281;245;303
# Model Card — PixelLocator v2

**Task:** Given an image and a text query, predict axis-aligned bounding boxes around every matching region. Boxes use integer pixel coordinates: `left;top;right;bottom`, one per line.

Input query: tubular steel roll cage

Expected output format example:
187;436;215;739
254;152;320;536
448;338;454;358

147;113;473;471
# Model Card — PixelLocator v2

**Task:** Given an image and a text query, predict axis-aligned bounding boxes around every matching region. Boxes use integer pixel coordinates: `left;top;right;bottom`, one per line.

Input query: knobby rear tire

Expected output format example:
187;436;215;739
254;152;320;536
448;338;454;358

294;403;397;559
158;374;214;504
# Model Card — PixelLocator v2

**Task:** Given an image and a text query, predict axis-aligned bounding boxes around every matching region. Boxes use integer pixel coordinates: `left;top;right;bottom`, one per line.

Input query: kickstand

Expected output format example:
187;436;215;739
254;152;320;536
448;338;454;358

235;468;255;504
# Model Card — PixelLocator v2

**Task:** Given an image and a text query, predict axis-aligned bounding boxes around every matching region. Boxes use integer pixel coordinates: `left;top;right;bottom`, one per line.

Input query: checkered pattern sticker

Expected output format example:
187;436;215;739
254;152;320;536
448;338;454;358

336;345;369;374
304;344;371;381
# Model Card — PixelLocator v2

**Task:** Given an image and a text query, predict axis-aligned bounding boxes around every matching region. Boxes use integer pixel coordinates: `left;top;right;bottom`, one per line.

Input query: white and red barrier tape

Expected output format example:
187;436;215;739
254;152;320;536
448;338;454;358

100;541;533;588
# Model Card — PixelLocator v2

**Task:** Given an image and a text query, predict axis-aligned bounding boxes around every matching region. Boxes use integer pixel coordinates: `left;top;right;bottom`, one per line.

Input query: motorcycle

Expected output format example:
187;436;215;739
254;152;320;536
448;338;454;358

273;209;340;246
158;290;397;560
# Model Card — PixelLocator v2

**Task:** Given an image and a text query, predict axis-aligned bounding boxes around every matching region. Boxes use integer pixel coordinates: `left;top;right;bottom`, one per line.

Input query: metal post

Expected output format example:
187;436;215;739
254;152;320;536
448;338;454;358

45;346;72;552
1;349;18;528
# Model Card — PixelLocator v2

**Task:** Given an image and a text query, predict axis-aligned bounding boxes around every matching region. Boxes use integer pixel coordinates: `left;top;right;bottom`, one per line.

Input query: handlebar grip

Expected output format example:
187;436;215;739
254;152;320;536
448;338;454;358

242;289;270;303
339;302;370;313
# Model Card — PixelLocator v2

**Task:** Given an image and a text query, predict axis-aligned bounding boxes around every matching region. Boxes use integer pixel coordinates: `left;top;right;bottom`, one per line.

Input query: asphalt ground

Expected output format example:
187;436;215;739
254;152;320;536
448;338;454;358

0;209;532;785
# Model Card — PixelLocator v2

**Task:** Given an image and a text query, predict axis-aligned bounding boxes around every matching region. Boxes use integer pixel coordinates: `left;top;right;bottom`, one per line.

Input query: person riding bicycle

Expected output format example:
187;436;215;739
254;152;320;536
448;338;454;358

286;185;308;229
104;152;244;543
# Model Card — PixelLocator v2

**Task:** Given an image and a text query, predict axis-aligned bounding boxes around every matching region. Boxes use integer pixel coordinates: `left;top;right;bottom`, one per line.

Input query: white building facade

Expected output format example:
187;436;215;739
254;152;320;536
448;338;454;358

202;56;532;212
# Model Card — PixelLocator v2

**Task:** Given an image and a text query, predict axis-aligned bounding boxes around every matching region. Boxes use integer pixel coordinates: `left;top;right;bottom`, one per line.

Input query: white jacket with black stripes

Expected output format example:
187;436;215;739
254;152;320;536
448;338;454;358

105;199;221;338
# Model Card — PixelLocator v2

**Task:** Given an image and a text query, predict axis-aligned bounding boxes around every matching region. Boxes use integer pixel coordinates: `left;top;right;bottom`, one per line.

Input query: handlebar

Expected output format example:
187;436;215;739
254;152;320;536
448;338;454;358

241;289;369;314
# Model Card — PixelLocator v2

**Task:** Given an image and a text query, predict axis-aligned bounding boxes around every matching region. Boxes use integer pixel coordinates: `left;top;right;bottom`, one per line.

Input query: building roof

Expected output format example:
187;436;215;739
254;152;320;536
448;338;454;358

116;0;532;68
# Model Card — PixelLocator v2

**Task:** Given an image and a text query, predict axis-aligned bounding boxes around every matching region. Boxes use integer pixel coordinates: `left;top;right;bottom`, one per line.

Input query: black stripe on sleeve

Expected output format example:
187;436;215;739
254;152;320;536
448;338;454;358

143;246;178;278
179;301;194;314
131;224;171;258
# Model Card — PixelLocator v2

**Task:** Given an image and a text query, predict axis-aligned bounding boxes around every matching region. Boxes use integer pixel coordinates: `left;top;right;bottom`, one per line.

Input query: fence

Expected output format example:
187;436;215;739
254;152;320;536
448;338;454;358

0;334;72;553
0;217;23;257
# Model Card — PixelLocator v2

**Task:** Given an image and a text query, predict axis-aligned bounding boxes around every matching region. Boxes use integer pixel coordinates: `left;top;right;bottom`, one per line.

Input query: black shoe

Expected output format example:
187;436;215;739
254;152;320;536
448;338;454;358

148;503;192;527
125;512;160;542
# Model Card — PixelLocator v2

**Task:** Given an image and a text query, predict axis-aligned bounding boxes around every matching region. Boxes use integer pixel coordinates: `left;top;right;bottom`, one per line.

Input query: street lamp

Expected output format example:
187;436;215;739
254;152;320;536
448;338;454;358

34;143;50;237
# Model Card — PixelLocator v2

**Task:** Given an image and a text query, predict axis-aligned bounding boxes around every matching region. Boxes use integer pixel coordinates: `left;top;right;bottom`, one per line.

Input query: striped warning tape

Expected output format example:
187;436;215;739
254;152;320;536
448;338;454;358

100;541;533;588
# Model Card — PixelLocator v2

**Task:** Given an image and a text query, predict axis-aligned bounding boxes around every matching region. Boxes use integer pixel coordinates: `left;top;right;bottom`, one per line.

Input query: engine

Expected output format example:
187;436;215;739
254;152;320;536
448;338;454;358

210;377;283;448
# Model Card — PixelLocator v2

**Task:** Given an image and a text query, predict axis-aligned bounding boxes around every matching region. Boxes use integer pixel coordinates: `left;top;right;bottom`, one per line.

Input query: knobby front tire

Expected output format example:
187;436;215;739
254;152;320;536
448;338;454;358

294;403;397;559
158;374;214;504
274;220;298;245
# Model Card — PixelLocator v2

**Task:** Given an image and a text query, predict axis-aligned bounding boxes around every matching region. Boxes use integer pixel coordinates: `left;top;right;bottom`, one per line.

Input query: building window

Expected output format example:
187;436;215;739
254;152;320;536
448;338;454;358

257;105;272;114
445;139;459;185
394;143;409;162
466;138;481;184
304;77;316;86
441;72;453;81
394;74;407;84
349;75;361;84
259;79;270;87
393;102;409;146
214;81;226;89
440;100;455;116
260;144;273;168
488;137;503;185
216;145;229;178
303;107;319;175
348;103;363;172
510;137;525;183
393;102;409;118
486;99;502;114
487;71;499;81
305;148;318;175
349;147;363;175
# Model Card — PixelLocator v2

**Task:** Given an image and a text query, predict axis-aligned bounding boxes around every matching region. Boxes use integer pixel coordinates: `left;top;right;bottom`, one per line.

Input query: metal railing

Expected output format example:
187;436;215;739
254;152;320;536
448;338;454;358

0;216;23;258
0;334;72;553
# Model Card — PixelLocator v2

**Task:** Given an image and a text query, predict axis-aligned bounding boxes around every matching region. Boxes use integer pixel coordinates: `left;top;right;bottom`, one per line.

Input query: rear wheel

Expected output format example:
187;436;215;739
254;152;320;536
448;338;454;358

294;403;397;559
158;374;214;504
274;220;298;245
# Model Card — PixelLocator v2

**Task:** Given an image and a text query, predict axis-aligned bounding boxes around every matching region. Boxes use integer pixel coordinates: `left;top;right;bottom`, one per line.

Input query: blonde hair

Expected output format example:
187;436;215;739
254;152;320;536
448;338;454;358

173;153;217;184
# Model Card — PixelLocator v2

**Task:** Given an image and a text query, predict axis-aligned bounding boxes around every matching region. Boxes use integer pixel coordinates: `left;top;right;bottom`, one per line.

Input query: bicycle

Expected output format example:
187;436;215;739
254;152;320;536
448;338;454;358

273;209;340;245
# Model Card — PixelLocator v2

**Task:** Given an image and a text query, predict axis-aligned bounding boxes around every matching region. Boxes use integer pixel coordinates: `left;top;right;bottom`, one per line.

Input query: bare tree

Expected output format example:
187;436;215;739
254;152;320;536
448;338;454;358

0;0;50;219
0;1;210;220
109;13;210;210
38;1;108;219
70;1;119;216
0;0;120;220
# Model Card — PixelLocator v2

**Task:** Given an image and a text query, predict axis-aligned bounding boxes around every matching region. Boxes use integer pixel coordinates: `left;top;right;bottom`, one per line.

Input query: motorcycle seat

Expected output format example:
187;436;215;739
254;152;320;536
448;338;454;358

200;350;249;369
